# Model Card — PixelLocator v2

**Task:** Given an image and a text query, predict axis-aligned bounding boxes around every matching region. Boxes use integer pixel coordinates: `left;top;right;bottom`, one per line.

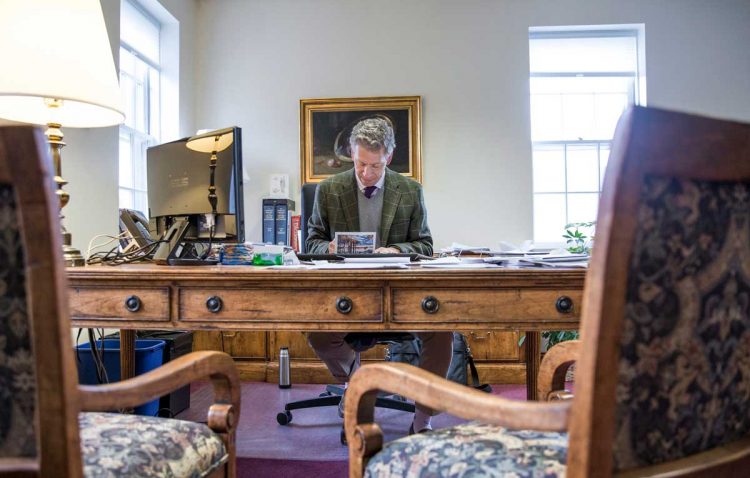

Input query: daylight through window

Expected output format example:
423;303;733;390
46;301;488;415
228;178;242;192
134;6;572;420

529;27;645;243
119;0;161;215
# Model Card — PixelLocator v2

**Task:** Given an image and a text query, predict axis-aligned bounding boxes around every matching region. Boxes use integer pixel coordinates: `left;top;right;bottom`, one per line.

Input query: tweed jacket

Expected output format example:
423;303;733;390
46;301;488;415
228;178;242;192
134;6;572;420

306;168;433;255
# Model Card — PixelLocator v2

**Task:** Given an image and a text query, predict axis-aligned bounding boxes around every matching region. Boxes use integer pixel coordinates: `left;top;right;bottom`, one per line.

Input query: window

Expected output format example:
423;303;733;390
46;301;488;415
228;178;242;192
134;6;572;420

119;0;161;215
529;27;645;243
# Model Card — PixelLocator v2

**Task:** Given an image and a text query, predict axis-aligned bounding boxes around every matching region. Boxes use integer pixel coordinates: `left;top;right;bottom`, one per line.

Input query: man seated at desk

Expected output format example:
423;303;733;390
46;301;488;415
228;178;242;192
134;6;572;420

306;116;452;434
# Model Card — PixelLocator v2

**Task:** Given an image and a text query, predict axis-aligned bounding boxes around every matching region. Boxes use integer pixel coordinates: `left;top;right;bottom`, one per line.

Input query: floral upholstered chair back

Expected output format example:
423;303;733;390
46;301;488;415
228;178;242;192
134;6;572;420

0;179;36;458
0;127;83;475
613;177;750;470
597;108;750;473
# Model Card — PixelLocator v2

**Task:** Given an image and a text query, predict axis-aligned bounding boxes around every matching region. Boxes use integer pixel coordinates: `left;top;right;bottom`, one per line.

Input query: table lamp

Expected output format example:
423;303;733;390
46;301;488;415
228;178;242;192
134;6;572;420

186;127;235;238
0;0;125;266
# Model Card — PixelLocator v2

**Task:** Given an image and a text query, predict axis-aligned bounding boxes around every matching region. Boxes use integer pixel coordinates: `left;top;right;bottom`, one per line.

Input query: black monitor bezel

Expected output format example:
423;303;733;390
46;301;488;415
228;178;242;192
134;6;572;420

146;126;245;244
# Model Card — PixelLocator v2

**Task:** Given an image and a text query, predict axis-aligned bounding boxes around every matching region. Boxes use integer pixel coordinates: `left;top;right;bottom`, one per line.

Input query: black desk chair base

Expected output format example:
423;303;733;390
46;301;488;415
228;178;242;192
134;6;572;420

276;385;415;426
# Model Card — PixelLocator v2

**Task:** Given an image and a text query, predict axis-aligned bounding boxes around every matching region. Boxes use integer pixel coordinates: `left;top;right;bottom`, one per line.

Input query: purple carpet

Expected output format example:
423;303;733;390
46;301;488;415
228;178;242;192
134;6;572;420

179;381;531;477
237;458;347;478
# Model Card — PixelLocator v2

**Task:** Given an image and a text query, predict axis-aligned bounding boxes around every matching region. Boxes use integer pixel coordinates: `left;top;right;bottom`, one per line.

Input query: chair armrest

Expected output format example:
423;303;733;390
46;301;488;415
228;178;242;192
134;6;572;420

346;362;570;431
537;340;580;401
79;350;239;425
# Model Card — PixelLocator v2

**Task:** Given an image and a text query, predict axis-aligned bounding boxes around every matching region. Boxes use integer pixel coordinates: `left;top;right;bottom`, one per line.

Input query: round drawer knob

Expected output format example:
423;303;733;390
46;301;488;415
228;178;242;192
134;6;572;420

206;296;223;313
555;296;574;314
125;295;141;313
336;296;353;314
421;296;440;314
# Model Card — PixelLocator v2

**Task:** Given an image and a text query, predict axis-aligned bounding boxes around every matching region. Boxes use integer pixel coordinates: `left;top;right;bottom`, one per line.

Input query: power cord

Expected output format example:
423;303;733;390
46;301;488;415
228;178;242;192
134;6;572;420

86;239;167;265
86;232;127;261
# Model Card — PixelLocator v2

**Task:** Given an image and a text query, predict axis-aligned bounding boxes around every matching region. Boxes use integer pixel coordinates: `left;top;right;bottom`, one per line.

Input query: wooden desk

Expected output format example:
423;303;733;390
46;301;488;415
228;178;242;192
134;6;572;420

67;264;585;400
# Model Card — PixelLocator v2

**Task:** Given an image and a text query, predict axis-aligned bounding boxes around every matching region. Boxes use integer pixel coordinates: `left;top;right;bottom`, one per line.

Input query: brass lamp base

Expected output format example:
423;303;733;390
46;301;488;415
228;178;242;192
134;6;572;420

63;230;85;267
45;118;86;267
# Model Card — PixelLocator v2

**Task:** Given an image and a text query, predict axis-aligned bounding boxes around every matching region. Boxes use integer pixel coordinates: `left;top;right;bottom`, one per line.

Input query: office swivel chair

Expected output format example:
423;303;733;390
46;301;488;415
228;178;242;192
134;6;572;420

277;183;416;442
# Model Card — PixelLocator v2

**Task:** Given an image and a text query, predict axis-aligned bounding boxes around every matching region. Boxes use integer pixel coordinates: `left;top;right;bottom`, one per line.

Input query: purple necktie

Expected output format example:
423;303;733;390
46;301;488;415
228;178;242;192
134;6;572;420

363;186;377;198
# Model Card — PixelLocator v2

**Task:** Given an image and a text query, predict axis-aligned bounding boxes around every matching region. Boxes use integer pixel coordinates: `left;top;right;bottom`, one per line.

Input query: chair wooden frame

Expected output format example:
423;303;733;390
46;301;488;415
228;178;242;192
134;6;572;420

0;126;241;478
344;106;750;478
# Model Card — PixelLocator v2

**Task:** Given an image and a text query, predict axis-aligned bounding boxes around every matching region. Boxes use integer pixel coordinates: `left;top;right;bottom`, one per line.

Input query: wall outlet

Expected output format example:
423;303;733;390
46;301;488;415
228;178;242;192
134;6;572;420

269;174;290;198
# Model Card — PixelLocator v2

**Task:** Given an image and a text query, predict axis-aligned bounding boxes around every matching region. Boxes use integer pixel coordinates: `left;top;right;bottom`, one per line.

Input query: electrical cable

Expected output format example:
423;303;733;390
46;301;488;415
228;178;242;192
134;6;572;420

86;232;127;261
86;239;167;265
87;328;109;384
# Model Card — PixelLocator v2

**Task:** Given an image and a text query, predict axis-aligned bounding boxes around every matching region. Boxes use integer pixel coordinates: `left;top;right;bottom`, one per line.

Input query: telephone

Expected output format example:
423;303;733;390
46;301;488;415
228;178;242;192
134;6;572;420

119;208;153;250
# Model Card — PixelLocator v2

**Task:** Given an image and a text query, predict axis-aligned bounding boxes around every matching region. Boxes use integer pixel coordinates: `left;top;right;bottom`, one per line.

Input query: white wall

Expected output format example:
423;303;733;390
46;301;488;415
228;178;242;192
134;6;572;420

192;0;750;249
65;0;199;254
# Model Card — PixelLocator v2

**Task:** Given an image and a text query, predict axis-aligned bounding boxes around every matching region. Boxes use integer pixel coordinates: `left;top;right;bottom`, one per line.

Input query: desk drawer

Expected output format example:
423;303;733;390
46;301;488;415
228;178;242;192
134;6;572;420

179;288;383;322
69;287;170;321
391;288;582;324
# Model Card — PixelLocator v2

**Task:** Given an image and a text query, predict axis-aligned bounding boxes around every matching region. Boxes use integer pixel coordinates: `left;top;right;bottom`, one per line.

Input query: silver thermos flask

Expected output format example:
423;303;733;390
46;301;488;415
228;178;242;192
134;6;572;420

279;347;291;389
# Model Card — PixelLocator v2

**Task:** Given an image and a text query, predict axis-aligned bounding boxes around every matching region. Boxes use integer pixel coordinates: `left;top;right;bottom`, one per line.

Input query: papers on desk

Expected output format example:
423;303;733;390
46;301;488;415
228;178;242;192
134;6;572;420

518;257;589;268
441;241;554;257
311;261;408;269
268;261;408;270
344;256;411;264
421;262;499;269
493;254;589;268
419;256;498;269
441;242;492;254
267;248;587;270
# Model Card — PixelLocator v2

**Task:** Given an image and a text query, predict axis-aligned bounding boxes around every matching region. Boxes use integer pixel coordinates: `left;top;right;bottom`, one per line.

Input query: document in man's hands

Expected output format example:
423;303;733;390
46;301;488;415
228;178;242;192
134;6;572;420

334;232;376;254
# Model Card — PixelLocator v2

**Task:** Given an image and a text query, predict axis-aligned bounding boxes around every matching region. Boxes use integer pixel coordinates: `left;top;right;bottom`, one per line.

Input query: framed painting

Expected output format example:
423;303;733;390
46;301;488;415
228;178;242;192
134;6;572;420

300;96;422;184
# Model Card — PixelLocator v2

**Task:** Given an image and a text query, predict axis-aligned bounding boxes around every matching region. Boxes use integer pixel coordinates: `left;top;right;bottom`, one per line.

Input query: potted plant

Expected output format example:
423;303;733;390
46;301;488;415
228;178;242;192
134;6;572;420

562;221;595;254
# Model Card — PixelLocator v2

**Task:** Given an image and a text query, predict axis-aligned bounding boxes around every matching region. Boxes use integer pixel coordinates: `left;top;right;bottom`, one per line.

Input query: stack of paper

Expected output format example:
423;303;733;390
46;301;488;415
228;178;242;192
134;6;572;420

311;261;408;269
343;256;411;264
420;256;498;269
517;254;590;268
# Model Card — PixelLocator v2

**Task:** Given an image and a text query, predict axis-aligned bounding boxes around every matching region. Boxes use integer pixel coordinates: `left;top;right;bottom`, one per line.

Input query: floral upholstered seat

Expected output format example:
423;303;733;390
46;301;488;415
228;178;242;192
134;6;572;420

79;413;227;478
364;422;567;478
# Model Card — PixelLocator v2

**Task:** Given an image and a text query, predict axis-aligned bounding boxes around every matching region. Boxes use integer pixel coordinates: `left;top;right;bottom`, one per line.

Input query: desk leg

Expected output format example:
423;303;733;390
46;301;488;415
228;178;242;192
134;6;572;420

525;331;541;401
120;329;136;381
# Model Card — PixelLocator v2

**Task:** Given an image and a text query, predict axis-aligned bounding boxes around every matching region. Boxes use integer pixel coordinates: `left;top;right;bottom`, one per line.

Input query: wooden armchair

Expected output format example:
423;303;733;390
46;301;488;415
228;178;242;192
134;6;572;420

0;126;240;477
345;106;750;477
538;339;579;401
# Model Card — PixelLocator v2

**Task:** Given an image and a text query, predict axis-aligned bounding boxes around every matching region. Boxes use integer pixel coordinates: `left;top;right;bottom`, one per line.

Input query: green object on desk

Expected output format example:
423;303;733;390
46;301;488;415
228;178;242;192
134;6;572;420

252;252;283;266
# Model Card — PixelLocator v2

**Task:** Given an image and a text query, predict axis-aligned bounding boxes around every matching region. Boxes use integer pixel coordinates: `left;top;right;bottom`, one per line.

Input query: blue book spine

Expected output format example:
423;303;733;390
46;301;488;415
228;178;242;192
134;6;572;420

262;201;275;244
275;203;289;245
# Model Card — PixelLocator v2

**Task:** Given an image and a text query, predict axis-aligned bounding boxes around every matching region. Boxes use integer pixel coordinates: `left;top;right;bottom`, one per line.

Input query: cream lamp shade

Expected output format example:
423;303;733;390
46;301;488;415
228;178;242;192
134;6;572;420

0;0;125;127
186;127;235;153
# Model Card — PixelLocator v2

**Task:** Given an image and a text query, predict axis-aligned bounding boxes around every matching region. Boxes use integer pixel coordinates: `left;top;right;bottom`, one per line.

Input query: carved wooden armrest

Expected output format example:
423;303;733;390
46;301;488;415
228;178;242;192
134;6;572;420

537;340;580;401
78;351;240;433
344;362;571;474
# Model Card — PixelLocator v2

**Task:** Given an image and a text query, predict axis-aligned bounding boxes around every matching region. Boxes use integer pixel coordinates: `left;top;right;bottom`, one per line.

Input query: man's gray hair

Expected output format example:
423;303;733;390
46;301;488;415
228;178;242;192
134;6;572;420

349;116;396;156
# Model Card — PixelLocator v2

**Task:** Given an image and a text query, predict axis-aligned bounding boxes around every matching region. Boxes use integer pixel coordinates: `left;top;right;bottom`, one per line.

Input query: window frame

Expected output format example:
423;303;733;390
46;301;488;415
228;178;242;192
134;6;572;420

118;0;162;216
529;27;645;245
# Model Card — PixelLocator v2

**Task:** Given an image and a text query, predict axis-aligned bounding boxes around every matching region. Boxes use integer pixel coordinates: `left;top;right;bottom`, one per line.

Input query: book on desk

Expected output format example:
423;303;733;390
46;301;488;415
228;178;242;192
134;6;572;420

262;198;295;246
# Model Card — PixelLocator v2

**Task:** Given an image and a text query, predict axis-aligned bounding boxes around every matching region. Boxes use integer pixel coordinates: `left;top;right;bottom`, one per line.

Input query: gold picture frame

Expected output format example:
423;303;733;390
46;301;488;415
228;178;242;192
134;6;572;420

300;96;422;184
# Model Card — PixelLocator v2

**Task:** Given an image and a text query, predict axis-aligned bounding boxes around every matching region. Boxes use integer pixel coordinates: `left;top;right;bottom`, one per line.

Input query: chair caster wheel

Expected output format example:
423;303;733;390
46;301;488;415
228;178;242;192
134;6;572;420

340;428;347;445
277;411;293;425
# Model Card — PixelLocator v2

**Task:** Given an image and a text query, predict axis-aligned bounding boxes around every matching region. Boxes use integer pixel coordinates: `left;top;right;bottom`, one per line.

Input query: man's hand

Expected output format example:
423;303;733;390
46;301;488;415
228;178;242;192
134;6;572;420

375;247;400;254
328;241;336;253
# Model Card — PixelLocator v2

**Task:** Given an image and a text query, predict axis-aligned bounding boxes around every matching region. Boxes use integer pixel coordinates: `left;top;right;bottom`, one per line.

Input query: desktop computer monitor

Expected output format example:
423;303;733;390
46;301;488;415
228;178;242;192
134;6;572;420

146;126;245;264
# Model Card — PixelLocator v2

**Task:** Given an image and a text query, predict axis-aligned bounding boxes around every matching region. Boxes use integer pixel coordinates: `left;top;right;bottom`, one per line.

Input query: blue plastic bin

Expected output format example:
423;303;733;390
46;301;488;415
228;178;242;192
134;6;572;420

76;339;166;416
